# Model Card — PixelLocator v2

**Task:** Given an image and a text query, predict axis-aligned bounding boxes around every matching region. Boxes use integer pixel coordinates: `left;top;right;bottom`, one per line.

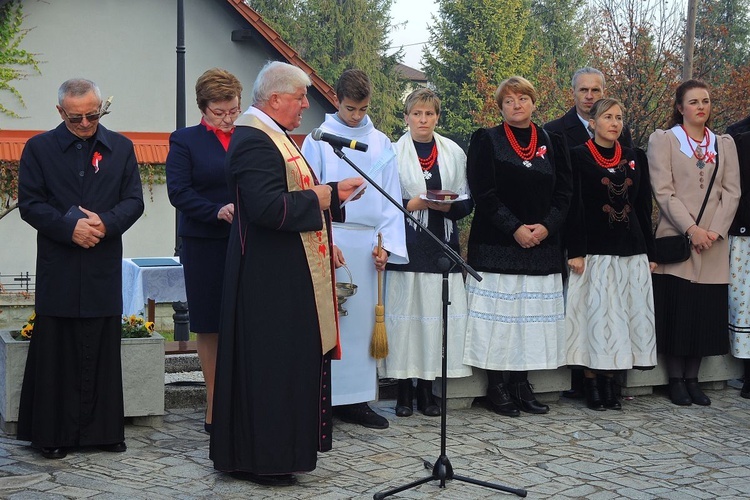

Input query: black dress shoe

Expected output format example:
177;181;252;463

598;375;622;410
508;380;549;414
668;378;692;406
230;471;297;486
684;378;711;406
487;382;520;417
395;379;414;417
584;377;606;411
204;421;213;434
98;442;127;453
741;379;750;399
416;379;441;417
41;447;67;459
335;403;389;429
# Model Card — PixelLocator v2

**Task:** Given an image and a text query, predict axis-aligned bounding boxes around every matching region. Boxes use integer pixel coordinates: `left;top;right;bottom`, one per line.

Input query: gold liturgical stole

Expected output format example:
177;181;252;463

237;114;340;356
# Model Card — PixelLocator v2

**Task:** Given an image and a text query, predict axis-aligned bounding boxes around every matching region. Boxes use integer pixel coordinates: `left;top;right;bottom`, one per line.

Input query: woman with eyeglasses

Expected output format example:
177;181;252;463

166;68;242;433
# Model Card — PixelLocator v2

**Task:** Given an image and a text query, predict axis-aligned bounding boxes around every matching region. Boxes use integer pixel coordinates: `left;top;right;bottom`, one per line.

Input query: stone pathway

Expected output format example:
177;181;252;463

2;386;750;499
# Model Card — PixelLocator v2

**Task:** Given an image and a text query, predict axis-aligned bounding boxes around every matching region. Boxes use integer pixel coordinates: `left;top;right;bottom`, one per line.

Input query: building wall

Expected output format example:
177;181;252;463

0;0;334;277
3;184;177;277
0;0;329;132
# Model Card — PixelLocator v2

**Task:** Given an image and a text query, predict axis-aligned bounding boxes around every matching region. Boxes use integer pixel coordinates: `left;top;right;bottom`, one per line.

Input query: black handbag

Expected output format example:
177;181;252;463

653;152;720;264
654;234;691;264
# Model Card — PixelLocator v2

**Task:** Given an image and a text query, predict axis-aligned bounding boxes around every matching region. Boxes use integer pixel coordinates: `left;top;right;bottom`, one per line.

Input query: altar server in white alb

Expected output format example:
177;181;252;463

302;69;407;429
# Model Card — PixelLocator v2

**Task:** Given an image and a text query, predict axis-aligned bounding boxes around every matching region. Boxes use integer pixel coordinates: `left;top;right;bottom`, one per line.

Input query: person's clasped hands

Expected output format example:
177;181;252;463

71;207;106;248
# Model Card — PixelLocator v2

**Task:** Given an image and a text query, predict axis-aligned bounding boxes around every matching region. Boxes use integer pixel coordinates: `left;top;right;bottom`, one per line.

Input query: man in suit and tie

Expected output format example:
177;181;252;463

545;67;634;148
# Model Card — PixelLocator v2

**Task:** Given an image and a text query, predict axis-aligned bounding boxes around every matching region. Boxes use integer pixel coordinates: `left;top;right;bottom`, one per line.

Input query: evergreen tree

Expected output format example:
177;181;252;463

248;0;407;139
527;0;587;123
422;0;535;147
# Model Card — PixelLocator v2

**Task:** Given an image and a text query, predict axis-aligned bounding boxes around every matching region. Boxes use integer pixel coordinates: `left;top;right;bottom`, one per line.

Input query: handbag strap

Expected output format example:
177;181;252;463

695;151;720;226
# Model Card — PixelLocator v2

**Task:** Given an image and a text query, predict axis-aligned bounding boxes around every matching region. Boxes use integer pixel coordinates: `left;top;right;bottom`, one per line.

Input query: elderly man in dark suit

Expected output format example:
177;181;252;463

17;78;144;459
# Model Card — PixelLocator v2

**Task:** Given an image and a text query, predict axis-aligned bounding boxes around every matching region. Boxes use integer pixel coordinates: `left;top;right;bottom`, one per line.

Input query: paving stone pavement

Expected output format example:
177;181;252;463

2;385;750;499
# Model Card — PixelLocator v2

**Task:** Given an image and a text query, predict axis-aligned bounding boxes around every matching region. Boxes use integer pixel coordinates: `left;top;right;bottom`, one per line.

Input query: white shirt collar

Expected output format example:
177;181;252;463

245;105;284;133
671;125;717;158
577;112;593;138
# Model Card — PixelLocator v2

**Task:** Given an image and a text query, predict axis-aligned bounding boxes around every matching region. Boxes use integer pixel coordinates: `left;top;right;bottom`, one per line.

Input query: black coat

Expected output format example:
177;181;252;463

466;124;573;275
729;131;750;236
566;144;655;260
210;123;343;474
18;123;144;317
544;106;635;149
727;115;750;138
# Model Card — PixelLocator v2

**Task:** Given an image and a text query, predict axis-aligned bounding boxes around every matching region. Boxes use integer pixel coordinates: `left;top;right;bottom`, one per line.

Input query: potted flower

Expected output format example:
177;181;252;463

0;311;165;434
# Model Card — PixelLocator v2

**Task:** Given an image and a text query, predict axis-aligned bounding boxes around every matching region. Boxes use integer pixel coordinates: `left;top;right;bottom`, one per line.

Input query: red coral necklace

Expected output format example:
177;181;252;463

419;142;438;180
585;139;622;169
504;122;537;168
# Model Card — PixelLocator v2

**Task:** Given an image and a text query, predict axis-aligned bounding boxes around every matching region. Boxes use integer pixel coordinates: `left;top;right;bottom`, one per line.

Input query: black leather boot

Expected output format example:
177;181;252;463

584;377;605;411
684;378;711;406
668;377;692;406
598;375;622;410
395;379;414;417
508;380;549;414
487;382;520;417
416;379;440;416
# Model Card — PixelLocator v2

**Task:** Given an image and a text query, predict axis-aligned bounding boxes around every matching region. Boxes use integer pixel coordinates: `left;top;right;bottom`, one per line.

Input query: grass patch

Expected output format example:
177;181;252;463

157;330;198;342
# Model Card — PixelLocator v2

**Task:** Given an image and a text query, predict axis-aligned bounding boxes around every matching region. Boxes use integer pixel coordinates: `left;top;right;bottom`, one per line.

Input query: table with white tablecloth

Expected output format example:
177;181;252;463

122;257;187;321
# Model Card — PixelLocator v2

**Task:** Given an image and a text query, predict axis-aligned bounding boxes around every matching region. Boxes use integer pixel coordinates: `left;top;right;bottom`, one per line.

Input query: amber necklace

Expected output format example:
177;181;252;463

418;142;438;180
680;125;710;169
504;122;537;168
586;139;622;169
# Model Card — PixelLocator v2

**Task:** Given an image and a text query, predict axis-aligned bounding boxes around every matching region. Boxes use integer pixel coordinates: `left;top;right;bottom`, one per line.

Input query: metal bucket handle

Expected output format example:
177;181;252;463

340;263;353;285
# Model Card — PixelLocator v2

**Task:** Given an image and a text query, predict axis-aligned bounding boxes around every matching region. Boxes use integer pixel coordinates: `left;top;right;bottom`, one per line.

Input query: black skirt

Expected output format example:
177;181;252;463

181;236;228;333
653;273;729;357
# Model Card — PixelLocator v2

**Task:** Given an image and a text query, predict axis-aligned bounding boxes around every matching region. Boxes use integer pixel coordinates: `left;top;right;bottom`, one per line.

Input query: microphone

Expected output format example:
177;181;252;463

311;128;369;152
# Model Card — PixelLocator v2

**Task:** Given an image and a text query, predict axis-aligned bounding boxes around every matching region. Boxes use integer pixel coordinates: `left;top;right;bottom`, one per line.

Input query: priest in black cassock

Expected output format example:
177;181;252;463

209;61;365;487
17;78;144;459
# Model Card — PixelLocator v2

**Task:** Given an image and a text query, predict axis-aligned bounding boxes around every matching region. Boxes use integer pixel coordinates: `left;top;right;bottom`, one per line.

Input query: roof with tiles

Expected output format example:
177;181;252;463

0;1;332;163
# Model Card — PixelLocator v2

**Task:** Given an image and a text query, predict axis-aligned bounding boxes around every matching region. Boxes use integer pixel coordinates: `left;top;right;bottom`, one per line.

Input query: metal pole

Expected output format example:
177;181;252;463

173;0;190;347
683;0;698;80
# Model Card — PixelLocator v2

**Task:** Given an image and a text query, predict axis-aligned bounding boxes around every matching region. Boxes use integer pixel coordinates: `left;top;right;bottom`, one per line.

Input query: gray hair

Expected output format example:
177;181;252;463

252;61;311;106
571;67;605;91
58;78;101;105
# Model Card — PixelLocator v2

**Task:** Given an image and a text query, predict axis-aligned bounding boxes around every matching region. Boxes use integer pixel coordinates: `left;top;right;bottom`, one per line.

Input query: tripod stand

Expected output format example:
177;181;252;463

325;145;527;499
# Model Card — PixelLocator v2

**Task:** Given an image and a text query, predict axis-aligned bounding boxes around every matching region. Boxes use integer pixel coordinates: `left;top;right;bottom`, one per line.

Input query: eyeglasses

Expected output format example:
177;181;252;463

60;107;103;124
207;106;241;119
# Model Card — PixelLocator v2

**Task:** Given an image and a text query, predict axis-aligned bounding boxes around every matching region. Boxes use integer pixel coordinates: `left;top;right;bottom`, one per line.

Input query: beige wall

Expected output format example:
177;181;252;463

0;0;335;277
0;0;329;132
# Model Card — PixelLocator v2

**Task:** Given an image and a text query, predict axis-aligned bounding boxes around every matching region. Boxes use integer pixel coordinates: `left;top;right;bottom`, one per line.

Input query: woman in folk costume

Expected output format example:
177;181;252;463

648;79;740;406
464;76;572;417
564;98;657;411
727;128;750;398
301;69;407;429
382;88;473;417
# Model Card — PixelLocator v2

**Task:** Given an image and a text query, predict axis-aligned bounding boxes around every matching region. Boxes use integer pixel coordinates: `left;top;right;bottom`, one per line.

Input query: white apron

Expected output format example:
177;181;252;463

331;222;378;405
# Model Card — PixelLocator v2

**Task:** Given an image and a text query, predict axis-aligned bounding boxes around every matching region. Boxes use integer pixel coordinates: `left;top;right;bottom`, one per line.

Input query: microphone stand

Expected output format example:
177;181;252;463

328;146;527;499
